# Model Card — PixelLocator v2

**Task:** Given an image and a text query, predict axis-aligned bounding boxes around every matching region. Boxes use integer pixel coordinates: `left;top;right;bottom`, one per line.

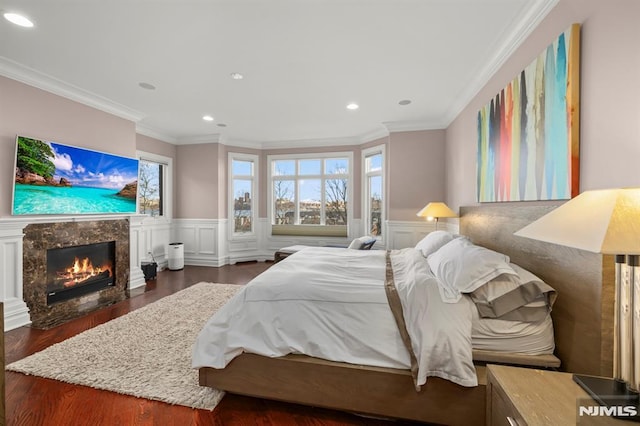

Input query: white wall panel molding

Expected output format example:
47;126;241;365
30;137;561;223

386;220;437;250
0;222;30;330
172;219;228;267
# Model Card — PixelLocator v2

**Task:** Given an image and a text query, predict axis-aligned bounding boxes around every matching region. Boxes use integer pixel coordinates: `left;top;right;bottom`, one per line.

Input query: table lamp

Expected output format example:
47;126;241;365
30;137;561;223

514;188;640;419
416;202;457;230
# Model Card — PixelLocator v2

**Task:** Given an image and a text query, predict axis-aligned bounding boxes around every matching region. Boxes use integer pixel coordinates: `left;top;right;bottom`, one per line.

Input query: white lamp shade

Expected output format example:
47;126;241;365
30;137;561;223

416;202;458;219
514;188;640;255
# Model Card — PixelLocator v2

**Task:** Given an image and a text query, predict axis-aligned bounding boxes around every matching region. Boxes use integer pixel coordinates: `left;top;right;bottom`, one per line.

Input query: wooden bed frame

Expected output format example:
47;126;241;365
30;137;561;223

199;203;612;424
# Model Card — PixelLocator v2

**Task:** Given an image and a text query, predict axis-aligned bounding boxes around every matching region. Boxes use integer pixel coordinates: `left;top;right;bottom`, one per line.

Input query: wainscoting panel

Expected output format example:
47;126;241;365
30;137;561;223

128;215;147;291
385;220;436;250
147;220;171;265
198;227;217;256
172;219;227;267
0;222;30;330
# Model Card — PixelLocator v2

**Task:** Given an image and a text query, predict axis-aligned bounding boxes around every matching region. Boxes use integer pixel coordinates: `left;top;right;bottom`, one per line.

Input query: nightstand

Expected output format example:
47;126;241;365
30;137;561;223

486;364;637;425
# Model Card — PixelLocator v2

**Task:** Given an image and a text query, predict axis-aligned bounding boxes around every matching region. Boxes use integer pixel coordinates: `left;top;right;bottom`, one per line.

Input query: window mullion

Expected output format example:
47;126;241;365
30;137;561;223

320;178;326;225
295;178;300;225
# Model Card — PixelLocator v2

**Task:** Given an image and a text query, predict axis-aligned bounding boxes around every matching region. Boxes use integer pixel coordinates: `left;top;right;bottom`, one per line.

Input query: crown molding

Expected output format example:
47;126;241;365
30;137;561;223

219;125;389;150
257;135;362;150
219;136;262;149
383;120;445;133
176;134;221;145
135;124;177;144
0;56;146;123
441;0;559;126
358;126;389;144
134;126;390;149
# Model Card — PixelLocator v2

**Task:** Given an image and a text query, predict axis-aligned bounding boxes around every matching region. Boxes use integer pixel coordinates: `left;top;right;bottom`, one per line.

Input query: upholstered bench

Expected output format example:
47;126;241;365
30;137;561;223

274;245;310;263
274;238;376;263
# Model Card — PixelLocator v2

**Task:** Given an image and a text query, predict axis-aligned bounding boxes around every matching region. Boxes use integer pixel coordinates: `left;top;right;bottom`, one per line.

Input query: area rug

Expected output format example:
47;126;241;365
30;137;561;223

6;282;241;410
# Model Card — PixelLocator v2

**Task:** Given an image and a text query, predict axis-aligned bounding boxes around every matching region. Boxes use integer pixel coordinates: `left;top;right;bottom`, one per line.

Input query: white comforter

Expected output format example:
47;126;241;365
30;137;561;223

192;246;477;387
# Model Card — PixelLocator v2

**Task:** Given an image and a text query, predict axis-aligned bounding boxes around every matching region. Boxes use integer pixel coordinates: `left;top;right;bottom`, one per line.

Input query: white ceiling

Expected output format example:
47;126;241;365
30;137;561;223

0;0;557;146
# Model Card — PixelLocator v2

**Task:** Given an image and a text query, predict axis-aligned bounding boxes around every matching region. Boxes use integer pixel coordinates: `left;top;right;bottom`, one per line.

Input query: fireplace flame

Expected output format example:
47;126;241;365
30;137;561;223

59;256;113;288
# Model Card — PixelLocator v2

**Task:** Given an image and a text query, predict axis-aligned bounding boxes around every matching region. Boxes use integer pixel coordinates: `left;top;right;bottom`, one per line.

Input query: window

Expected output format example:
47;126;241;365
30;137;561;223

229;153;258;236
137;152;172;218
363;146;384;238
269;153;352;236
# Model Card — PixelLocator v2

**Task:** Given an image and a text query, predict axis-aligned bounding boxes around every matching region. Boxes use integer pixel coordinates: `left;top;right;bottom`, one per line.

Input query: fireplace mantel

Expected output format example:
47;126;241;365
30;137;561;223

0;215;147;330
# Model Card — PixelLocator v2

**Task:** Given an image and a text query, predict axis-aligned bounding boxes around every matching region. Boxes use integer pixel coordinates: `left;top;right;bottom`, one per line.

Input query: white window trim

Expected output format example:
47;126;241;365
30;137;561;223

267;152;353;236
228;152;259;240
136;150;173;220
362;144;385;243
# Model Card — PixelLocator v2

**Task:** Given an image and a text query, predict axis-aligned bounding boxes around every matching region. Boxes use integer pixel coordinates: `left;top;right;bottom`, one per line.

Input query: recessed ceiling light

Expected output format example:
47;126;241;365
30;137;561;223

230;72;244;80
138;82;156;90
202;115;214;122
4;12;34;28
217;123;227;127
346;103;359;110
399;99;412;106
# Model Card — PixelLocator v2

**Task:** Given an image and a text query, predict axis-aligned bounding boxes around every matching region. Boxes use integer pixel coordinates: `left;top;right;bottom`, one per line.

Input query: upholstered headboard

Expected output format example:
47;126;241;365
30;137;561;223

460;203;614;376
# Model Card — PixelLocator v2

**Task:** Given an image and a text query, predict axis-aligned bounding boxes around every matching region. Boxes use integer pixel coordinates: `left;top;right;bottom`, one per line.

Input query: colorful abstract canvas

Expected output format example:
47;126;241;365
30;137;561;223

477;24;580;202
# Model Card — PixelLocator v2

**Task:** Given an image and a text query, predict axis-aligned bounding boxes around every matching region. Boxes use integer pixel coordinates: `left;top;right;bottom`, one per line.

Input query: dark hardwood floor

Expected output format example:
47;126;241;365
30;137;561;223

4;263;405;425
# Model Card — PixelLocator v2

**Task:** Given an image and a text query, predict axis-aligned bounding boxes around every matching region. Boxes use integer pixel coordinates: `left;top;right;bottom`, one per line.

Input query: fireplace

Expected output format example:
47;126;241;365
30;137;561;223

22;219;130;329
46;241;116;305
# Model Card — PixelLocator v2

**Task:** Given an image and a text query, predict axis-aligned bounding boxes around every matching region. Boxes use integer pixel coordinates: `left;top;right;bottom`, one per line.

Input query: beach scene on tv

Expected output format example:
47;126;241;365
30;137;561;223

13;136;139;215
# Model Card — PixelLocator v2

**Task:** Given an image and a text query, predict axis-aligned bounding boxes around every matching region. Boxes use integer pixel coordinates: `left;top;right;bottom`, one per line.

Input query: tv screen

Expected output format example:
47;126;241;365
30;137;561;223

12;136;139;215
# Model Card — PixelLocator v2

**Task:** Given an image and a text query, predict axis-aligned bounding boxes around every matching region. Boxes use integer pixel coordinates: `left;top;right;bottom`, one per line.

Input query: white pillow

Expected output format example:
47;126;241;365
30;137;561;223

427;238;517;303
414;230;462;257
348;236;372;249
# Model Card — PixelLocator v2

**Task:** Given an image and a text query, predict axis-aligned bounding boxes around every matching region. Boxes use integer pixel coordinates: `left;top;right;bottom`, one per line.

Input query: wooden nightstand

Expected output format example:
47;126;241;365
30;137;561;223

486;364;637;425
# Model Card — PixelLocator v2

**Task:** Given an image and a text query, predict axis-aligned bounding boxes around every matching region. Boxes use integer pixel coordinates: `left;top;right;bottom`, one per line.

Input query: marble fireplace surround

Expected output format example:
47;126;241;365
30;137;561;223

0;215;147;330
24;220;129;328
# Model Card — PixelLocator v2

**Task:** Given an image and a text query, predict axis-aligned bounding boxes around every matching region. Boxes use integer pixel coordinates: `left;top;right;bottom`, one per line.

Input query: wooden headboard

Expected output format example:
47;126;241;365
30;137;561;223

460;203;614;376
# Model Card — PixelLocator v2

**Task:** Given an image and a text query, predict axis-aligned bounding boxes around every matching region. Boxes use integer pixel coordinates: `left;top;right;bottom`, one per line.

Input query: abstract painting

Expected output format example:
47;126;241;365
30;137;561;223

477;24;580;202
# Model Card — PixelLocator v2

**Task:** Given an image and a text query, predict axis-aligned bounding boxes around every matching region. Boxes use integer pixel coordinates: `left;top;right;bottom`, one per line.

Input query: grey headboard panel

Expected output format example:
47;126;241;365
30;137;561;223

460;203;614;376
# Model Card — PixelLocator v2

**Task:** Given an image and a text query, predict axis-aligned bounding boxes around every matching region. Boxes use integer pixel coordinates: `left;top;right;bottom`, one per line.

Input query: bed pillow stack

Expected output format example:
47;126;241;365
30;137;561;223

414;230;463;257
423;233;556;322
426;237;516;303
469;263;556;322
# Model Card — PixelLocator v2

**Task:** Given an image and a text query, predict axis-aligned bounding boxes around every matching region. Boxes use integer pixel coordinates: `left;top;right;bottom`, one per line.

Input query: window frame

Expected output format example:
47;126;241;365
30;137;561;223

228;152;259;240
362;145;385;242
268;152;353;237
136;150;173;220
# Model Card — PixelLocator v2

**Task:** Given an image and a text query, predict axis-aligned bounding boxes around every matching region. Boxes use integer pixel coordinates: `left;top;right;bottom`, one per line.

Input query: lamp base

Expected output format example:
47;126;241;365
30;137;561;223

573;374;640;421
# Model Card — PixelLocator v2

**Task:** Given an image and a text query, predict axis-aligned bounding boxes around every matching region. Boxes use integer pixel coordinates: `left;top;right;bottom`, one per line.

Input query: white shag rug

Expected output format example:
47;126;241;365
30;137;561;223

6;282;241;410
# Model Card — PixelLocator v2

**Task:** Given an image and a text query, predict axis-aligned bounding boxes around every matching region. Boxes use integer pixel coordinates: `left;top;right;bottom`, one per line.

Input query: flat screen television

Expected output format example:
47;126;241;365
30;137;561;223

12;136;139;215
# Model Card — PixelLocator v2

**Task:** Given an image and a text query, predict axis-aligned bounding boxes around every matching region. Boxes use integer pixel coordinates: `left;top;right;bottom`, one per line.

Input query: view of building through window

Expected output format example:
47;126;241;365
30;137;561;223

232;158;255;233
138;159;163;216
365;150;383;236
271;156;349;226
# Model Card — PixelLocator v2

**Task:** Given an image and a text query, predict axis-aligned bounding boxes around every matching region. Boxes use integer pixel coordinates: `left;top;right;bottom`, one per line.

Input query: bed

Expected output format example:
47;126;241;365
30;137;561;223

195;204;611;425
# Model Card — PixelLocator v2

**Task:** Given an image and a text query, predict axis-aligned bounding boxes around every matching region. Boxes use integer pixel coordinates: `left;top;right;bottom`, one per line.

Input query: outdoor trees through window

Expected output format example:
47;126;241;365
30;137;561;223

138;159;163;216
270;155;350;229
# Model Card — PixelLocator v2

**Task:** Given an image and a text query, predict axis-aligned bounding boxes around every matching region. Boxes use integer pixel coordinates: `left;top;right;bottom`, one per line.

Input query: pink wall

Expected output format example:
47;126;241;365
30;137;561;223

136;134;177;159
446;0;640;211
0;76;136;217
174;143;220;219
388;130;447;221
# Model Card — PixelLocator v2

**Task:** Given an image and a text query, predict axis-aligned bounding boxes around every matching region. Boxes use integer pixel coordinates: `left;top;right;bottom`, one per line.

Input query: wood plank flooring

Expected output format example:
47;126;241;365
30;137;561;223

4;263;405;425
